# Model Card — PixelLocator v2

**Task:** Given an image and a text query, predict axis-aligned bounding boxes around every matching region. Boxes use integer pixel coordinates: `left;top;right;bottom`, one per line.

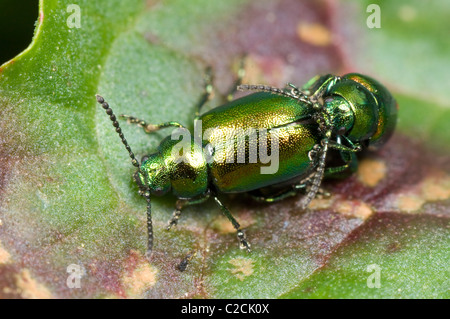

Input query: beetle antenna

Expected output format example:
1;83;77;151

238;84;312;105
144;191;153;259
96;95;140;168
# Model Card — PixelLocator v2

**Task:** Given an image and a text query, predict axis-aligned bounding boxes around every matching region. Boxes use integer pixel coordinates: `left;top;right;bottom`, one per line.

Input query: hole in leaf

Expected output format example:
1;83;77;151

0;0;38;65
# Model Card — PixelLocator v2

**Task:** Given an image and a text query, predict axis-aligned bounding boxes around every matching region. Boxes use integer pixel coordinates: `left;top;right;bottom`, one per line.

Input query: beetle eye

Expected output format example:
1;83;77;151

141;155;149;163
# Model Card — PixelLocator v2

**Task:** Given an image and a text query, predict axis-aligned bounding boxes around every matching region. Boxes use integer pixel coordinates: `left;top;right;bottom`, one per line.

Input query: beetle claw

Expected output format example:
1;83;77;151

237;230;251;252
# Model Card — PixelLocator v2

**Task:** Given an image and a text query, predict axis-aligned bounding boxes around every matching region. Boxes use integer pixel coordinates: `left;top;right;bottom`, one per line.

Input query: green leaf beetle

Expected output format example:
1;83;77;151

96;68;397;258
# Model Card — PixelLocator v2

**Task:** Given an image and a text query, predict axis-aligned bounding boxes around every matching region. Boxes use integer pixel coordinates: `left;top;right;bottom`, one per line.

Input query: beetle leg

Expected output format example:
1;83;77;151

249;173;313;203
316;186;331;198
166;199;186;230
119;115;185;133
339;134;363;150
325;151;358;178
250;188;300;203
213;195;251;252
166;194;210;230
251;176;331;204
308;75;341;102
297;139;329;210
295;175;332;197
327;140;362;152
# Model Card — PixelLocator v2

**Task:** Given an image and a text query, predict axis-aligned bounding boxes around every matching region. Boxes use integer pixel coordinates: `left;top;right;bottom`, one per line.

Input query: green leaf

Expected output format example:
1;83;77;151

280;213;450;298
0;0;448;299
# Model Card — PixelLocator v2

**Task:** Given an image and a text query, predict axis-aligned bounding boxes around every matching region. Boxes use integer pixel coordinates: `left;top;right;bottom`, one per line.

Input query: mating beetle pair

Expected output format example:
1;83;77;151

97;68;397;258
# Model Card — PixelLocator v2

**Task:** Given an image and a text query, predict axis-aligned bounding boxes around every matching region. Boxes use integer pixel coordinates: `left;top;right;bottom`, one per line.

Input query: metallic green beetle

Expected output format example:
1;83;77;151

96;71;397;257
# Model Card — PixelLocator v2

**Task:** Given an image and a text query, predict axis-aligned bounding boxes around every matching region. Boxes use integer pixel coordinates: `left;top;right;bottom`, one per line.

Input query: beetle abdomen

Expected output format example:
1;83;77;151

199;92;319;193
204;123;319;193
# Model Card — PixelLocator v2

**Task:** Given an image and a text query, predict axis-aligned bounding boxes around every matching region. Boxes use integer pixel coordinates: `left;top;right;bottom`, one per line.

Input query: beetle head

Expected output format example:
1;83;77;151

322;95;355;137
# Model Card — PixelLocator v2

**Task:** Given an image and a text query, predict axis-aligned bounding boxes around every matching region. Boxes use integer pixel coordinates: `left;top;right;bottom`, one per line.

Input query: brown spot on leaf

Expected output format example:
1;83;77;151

211;215;236;234
228;257;254;281
392;172;450;213
297;22;332;47
15;269;53;299
335;200;374;220
121;251;157;298
357;158;387;187
396;194;425;212
239;54;286;87
211;211;254;234
309;197;334;210
421;173;450;202
0;241;11;264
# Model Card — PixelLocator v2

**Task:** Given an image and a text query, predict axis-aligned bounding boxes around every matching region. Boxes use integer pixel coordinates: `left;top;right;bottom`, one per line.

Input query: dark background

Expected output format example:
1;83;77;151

0;0;38;65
